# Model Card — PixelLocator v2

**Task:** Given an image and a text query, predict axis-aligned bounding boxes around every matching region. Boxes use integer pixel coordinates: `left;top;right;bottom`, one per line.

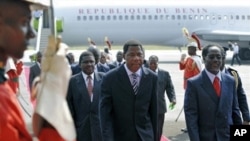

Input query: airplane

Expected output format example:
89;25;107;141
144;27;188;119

33;0;250;60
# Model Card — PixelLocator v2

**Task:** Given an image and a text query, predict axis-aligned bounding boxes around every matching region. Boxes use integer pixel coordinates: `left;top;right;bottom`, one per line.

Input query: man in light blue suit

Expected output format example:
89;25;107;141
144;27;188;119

184;44;242;141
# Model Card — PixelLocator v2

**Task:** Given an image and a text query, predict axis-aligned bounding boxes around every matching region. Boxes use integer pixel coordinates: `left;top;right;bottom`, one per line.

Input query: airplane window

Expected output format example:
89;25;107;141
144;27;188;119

218;15;222;20
154;15;158;20
206;15;210;20
177;15;181;20
189;15;193;20
131;15;134;20
95;16;99;20
223;15;227;20
142;15;146;20
212;15;216;20
194;15;198;20
137;15;141;20
171;15;175;20
183;15;187;20
83;16;87;21
107;15;111;20
236;15;239;20
119;15;123;20
148;15;152;20
125;15;129;20
101;15;105;20
230;15;234;20
242;15;245;20
165;15;169;20
160;15;164;20
113;15;117;20
247;15;250;20
89;16;93;21
77;16;81;21
200;15;204;20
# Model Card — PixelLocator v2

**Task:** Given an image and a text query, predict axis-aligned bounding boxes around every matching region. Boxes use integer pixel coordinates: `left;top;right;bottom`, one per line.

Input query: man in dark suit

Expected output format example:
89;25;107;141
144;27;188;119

29;51;42;91
67;51;104;141
100;39;158;141
112;51;124;67
221;47;250;125
148;55;176;140
184;44;242;141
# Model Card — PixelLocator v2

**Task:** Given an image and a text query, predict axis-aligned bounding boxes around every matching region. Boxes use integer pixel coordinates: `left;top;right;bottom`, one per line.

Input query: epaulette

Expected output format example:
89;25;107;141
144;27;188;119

227;66;238;89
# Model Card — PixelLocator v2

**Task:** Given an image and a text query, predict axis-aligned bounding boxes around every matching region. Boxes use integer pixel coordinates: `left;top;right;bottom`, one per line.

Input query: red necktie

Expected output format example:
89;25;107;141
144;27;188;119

87;76;93;98
213;76;221;97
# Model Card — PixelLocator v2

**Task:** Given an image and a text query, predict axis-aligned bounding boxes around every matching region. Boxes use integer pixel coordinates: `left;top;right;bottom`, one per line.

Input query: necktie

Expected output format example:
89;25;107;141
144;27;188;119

131;73;138;95
87;75;93;98
118;62;121;66
213;76;221;97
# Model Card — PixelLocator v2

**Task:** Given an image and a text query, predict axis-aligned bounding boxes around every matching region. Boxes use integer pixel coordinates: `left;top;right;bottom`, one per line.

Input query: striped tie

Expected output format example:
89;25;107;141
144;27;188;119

131;73;138;95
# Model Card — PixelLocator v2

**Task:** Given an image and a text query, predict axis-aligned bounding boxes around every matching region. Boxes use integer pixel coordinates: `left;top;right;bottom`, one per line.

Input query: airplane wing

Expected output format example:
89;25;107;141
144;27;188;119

193;30;250;41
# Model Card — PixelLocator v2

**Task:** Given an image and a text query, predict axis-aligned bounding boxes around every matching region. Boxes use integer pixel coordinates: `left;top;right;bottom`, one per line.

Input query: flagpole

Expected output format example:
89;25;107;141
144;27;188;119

49;0;55;36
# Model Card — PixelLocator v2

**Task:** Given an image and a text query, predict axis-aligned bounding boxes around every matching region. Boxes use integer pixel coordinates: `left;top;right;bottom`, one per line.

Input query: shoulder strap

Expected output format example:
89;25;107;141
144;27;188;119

230;70;238;89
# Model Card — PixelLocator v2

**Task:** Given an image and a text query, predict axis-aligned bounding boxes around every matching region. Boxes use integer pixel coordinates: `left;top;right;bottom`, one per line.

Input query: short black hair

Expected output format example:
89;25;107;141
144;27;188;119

123;39;143;54
87;46;100;64
79;51;94;64
148;55;159;62
202;44;224;59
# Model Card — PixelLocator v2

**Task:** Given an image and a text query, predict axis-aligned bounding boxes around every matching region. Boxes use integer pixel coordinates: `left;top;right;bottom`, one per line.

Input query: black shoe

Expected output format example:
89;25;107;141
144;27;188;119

181;128;188;133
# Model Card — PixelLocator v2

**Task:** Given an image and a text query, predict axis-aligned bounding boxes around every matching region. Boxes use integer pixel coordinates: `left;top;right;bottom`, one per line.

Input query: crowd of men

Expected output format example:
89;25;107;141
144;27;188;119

0;1;249;141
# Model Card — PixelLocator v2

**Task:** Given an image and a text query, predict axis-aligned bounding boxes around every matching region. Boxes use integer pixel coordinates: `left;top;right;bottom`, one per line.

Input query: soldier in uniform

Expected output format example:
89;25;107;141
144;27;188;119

221;47;250;124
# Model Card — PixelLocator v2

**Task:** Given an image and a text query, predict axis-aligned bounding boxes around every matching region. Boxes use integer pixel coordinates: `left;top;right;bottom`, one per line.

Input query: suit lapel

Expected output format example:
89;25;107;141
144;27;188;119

200;71;219;104
218;73;230;110
76;73;91;103
118;65;135;95
92;72;102;103
137;67;150;95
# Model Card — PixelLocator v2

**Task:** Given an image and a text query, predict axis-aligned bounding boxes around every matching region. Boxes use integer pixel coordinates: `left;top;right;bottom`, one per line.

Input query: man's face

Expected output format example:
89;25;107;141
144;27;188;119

100;53;107;64
188;46;196;55
124;46;144;72
204;46;222;75
116;51;123;62
0;3;35;59
149;59;158;72
80;55;95;75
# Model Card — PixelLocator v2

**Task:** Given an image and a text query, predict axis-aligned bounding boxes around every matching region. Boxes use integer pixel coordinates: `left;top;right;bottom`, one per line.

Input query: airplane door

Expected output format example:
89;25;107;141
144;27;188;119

210;13;217;25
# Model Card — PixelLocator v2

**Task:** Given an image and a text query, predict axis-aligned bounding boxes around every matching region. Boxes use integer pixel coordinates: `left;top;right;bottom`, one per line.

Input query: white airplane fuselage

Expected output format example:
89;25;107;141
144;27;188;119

45;0;250;59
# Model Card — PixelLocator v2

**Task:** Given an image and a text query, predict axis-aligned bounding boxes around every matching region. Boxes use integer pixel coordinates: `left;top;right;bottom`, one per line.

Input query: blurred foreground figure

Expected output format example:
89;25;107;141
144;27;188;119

0;0;75;140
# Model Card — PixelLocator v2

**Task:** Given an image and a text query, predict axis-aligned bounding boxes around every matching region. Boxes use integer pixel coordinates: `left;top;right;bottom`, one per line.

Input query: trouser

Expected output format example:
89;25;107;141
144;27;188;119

231;53;241;66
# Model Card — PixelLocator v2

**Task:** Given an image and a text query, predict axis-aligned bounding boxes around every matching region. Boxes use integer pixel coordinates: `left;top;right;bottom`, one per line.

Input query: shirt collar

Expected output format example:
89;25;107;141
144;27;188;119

204;69;221;83
124;64;141;77
81;72;94;81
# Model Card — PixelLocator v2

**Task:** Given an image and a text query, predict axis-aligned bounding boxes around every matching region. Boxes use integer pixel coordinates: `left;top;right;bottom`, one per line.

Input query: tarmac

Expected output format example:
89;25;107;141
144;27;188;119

21;49;250;141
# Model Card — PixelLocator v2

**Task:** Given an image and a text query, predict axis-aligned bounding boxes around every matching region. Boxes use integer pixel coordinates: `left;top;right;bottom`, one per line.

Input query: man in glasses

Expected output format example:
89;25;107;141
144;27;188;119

184;44;242;141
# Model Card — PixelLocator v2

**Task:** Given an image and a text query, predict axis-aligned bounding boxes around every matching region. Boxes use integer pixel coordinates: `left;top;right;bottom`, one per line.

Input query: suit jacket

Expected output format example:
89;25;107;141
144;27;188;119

100;65;158;141
71;63;81;75
29;62;40;90
225;67;250;122
184;70;242;141
67;71;104;141
96;63;110;73
157;68;176;114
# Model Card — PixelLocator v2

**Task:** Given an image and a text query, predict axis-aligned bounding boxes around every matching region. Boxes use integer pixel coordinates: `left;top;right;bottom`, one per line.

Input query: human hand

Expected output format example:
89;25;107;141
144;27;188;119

169;102;176;110
243;121;250;125
180;53;186;61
